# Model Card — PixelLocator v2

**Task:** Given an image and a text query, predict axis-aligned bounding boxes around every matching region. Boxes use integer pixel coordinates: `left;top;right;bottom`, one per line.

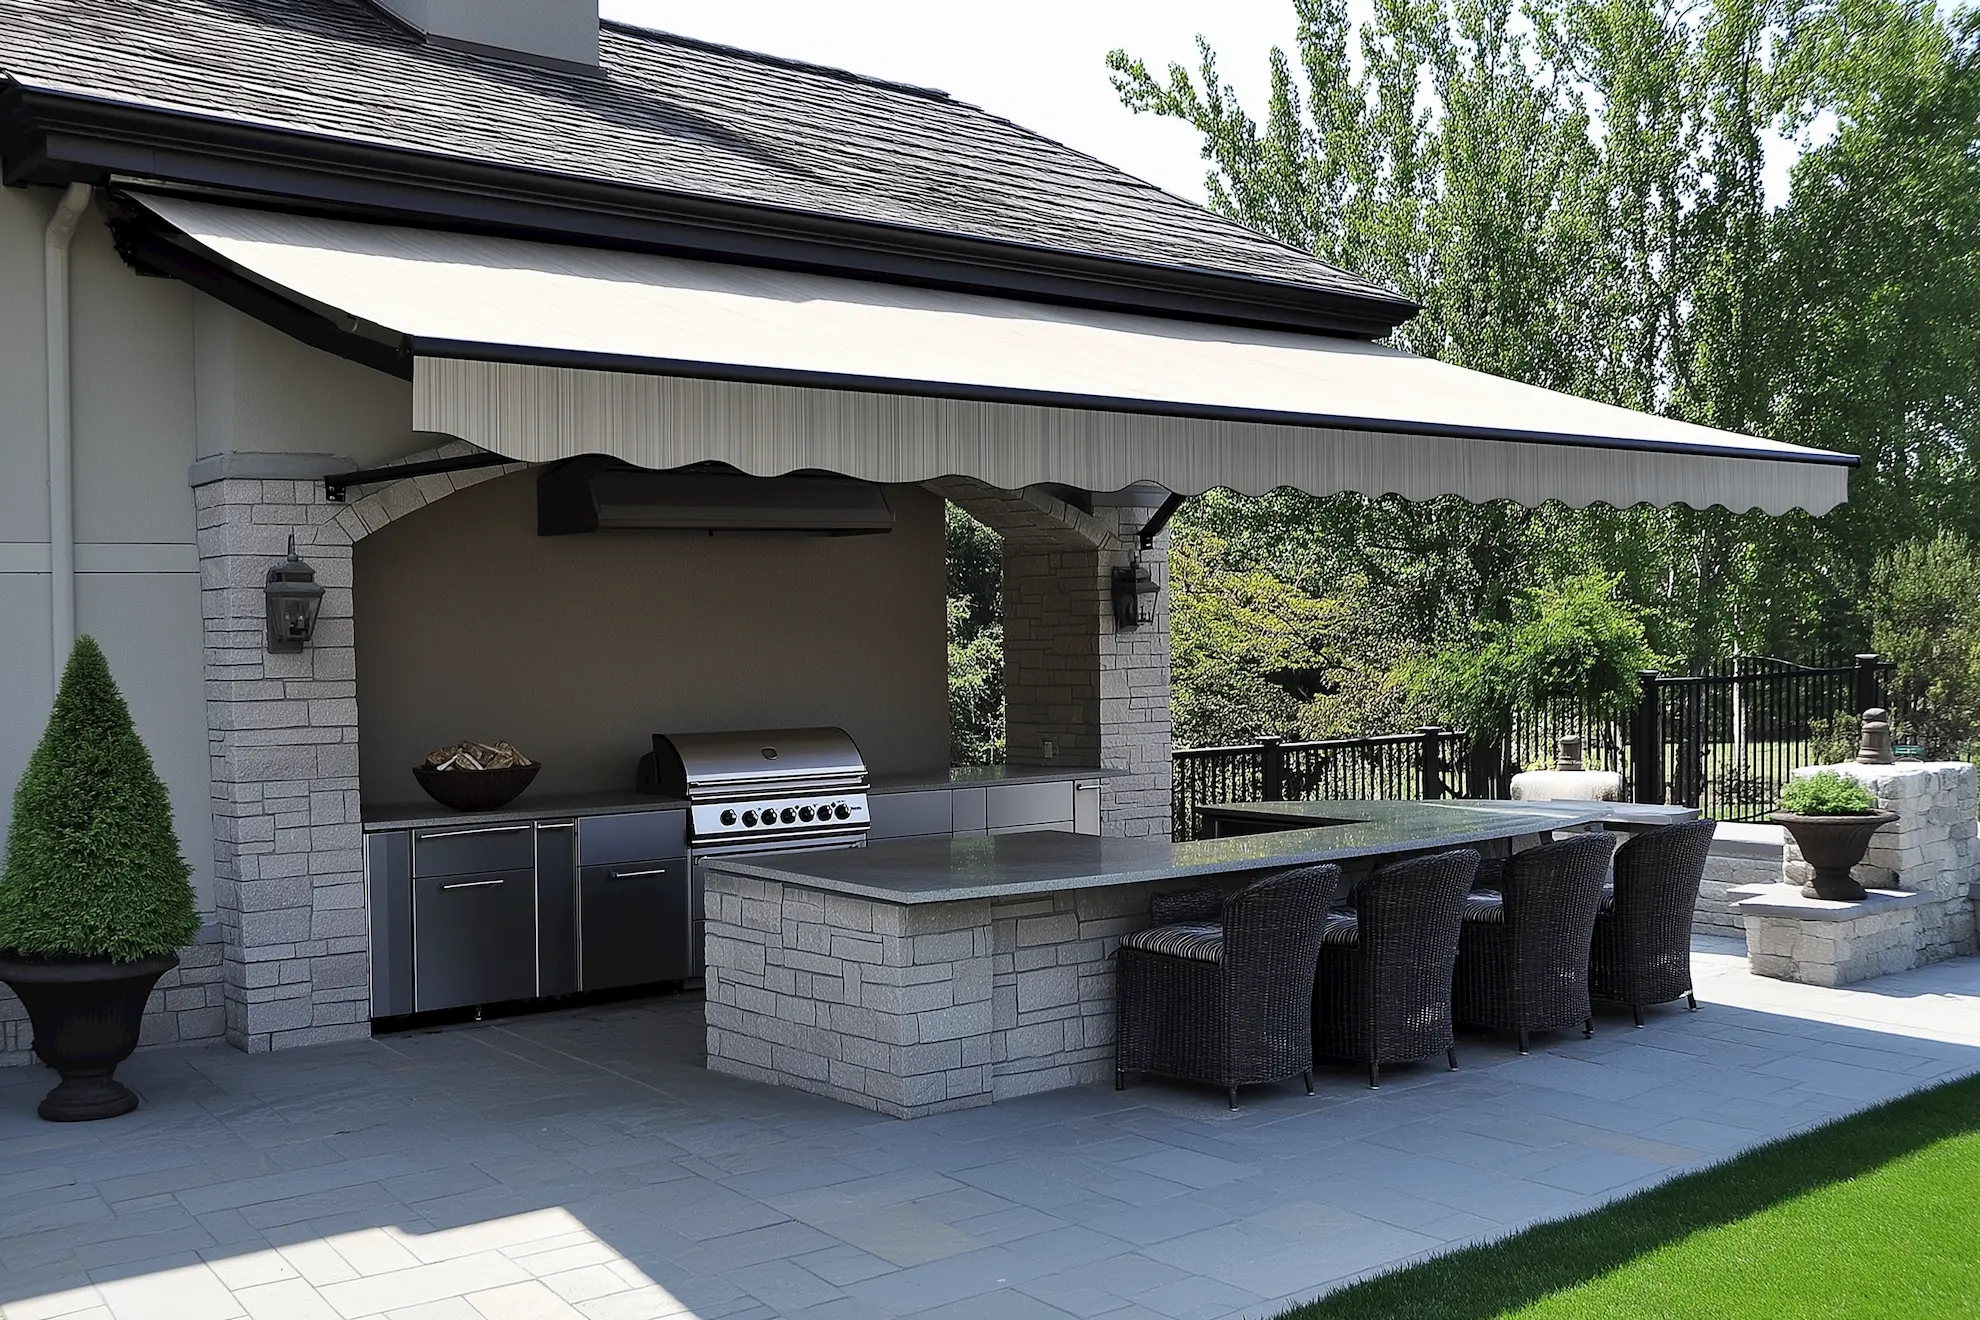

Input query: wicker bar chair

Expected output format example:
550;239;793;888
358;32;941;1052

1114;864;1341;1109
1314;849;1479;1088
1453;832;1617;1053
1590;819;1718;1025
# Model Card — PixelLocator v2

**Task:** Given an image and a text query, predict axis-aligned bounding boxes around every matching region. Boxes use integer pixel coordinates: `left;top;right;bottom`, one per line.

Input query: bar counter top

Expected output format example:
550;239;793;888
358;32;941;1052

700;799;1612;904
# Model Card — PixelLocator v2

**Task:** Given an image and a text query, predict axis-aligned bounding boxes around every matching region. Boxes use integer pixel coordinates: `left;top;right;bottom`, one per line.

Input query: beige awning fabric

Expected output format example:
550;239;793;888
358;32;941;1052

131;193;1851;514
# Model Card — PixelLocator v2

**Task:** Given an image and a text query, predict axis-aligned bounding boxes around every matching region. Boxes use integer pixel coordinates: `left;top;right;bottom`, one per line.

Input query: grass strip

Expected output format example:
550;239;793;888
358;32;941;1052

1278;1070;1980;1320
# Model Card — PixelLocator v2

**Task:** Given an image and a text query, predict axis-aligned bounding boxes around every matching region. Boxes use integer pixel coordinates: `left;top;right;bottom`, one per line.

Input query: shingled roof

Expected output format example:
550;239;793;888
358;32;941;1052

0;0;1413;333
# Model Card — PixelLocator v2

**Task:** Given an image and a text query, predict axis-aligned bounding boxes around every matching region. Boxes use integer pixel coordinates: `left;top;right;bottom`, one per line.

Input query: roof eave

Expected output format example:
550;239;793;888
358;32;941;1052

1;82;1421;339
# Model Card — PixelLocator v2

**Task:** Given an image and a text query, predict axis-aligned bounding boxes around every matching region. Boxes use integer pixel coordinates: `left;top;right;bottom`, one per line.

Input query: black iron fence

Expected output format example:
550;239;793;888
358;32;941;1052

1171;655;1894;838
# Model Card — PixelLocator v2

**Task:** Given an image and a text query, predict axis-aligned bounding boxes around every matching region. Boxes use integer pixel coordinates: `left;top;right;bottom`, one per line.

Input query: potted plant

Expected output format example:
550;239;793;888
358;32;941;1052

1769;770;1899;902
0;637;199;1121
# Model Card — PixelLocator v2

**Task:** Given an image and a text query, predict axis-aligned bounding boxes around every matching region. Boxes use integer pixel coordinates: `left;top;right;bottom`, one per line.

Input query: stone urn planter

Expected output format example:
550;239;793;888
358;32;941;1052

0;637;200;1123
0;953;176;1121
1769;810;1899;901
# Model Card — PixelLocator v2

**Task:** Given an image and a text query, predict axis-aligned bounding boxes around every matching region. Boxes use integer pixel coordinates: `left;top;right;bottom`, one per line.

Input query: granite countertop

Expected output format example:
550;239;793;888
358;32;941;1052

1199;799;1700;829
869;765;1125;794
362;791;686;832
700;800;1612;903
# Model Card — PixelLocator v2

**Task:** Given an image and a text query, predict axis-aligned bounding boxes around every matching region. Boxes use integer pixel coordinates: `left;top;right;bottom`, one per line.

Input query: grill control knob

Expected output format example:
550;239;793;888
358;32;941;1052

780;807;798;824
740;810;757;827
834;803;851;820
720;809;738;826
798;805;816;822
761;805;778;824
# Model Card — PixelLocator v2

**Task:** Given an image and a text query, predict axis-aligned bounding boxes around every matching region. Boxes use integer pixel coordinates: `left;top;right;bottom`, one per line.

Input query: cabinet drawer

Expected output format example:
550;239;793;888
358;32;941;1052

1073;780;1103;835
869;790;952;841
580;857;691;991
986;781;1074;830
950;786;988;835
412;868;537;1012
578;810;687;866
412;822;535;878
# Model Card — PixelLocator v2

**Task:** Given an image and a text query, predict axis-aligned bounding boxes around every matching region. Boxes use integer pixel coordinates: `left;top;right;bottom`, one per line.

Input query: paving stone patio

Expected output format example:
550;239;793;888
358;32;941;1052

3;937;1978;1320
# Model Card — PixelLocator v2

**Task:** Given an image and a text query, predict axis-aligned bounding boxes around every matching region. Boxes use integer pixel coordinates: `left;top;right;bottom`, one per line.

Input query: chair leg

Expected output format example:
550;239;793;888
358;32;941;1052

1517;1028;1530;1055
1367;1063;1380;1089
1446;1047;1459;1071
1687;992;1699;1012
1583;1017;1595;1039
1115;1069;1125;1091
1632;1003;1644;1028
1227;1086;1239;1110
1303;1070;1314;1096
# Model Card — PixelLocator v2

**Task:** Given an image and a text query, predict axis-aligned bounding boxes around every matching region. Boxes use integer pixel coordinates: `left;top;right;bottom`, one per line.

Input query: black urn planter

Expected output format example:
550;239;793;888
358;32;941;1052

1769;811;1900;901
0;952;175;1121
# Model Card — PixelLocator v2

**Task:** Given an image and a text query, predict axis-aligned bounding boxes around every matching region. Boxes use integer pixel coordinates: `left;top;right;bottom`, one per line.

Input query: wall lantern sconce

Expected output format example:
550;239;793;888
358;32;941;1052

1112;556;1162;631
264;536;324;653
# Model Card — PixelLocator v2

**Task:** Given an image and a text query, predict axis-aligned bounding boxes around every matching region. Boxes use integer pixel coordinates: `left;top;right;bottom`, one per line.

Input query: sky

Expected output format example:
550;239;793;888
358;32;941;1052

598;1;1305;205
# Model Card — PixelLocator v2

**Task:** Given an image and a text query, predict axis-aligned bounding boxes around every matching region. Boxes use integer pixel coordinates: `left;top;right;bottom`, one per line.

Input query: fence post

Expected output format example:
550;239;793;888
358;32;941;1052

1854;653;1882;718
1417;726;1443;800
1259;736;1284;801
1630;670;1664;805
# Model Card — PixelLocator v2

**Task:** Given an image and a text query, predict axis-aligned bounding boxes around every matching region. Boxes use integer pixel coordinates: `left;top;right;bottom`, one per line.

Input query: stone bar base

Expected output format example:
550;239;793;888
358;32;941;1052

703;871;1162;1118
1695;824;1785;941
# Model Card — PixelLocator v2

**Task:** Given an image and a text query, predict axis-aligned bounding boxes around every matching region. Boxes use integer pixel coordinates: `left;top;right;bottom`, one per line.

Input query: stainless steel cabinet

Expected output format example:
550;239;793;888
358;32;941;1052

987;781;1076;834
411;867;538;1012
579;856;691;990
535;823;578;998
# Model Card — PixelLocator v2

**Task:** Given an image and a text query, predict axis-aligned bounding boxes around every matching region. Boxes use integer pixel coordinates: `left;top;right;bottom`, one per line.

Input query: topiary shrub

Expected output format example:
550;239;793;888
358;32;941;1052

0;636;198;962
1778;770;1879;816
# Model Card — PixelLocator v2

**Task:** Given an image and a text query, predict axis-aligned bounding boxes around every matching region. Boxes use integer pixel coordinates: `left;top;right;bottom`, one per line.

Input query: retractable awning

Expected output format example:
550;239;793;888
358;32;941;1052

127;192;1851;514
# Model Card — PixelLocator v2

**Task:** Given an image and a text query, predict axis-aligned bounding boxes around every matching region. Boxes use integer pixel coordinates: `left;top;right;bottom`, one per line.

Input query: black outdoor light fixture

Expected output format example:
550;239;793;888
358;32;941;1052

1112;556;1161;630
264;536;324;653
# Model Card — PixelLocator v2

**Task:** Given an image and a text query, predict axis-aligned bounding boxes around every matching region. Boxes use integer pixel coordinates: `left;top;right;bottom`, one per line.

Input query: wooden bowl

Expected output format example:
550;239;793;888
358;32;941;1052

412;763;540;812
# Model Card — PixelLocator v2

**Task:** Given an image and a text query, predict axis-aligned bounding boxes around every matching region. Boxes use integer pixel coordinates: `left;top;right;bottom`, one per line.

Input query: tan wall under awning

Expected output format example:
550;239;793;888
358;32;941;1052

132;192;1853;514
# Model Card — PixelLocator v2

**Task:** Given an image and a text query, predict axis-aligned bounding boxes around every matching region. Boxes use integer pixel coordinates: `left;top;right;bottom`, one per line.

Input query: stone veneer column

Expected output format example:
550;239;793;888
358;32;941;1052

926;480;1173;839
194;445;519;1052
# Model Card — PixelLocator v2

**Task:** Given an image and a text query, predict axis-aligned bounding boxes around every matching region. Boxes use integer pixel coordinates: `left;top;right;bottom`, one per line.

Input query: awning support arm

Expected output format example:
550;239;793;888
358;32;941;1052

1135;492;1187;550
326;451;512;502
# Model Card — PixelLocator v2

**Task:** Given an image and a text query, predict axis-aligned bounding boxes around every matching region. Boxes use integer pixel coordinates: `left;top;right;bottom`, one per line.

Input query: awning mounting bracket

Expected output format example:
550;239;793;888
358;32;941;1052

1134;492;1187;550
325;452;512;502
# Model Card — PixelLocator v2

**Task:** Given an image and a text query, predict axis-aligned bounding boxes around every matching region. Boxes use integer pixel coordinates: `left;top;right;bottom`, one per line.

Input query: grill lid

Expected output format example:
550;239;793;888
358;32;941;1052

650;727;868;797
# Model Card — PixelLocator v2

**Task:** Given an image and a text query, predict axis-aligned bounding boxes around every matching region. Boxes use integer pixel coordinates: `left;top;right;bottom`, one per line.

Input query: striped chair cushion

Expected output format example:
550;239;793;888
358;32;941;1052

1122;921;1224;964
1463;890;1506;923
1320;910;1360;947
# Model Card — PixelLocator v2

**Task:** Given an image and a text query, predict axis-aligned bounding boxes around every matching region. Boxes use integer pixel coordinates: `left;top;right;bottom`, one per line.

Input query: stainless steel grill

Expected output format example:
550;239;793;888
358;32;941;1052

643;727;870;854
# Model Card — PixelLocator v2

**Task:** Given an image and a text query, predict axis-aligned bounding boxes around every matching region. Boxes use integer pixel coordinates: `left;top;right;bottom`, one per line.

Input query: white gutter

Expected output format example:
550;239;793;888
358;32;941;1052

44;182;91;680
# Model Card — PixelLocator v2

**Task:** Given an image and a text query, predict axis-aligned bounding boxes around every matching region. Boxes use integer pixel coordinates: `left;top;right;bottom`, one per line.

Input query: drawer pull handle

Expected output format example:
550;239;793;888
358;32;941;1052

1076;783;1102;791
610;868;671;880
536;822;574;831
422;824;531;840
439;878;507;891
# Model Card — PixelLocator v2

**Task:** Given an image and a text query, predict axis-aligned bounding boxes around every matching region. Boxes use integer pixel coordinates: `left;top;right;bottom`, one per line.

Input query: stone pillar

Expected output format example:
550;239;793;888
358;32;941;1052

927;480;1173;839
197;476;367;1052
194;445;520;1052
1735;761;1980;986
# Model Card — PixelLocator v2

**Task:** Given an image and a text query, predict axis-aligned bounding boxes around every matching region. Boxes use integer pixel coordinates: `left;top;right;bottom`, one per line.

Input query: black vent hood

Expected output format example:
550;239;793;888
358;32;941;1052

538;459;895;536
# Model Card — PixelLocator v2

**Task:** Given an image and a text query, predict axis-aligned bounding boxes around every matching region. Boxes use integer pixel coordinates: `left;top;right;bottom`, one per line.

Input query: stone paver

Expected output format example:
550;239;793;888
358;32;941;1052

4;938;1978;1320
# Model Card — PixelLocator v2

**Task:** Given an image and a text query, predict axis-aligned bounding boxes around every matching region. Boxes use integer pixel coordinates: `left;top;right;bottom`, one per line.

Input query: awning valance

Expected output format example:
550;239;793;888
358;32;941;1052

129;193;1852;514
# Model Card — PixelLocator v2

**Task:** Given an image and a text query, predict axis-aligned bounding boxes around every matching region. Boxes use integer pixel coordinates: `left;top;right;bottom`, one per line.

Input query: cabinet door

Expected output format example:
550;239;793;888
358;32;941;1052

412;868;538;1012
987;781;1075;833
367;830;413;1018
580;857;691;991
535;823;578;999
1073;781;1103;835
868;790;952;841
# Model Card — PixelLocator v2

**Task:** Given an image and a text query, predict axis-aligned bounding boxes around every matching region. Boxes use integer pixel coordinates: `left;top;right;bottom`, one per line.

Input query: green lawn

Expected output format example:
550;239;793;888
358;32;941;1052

1279;1072;1980;1319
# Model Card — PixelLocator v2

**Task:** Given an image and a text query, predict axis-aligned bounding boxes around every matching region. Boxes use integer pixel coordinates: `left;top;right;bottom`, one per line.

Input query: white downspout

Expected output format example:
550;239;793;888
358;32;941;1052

44;182;91;681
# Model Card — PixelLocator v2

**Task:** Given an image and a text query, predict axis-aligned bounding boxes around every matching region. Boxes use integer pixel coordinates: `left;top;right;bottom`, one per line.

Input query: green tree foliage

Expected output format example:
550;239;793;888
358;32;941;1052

1106;0;1980;733
0;636;198;962
1412;572;1659;738
1871;533;1980;755
946;505;1006;764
